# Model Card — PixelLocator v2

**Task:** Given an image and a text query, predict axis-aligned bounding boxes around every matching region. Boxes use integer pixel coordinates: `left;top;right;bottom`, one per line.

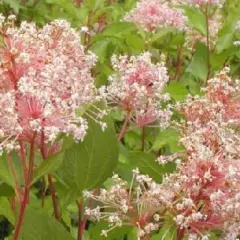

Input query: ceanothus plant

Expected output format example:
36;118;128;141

1;0;240;239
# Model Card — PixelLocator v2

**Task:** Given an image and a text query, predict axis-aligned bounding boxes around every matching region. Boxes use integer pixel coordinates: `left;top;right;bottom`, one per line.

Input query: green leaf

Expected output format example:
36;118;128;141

31;153;64;185
101;22;135;36
90;39;111;63
88;220;132;240
85;0;105;12
109;109;125;122
0;152;23;188
129;152;175;183
20;207;74;240
208;232;220;240
0;182;14;197
3;0;21;13
152;221;177;240
115;143;134;183
0;197;15;225
210;48;236;70
124;130;142;150
124;34;145;53
216;2;240;52
0;153;14;188
186;42;208;81
152;128;183;153
56;113;118;196
45;0;79;20
151;28;175;43
164;82;189;101
183;6;206;35
123;0;136;10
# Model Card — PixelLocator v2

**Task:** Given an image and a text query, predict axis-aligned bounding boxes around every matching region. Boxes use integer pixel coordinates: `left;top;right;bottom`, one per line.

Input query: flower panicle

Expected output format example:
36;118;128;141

100;52;173;129
158;67;240;239
84;169;174;239
0;15;105;155
124;0;188;32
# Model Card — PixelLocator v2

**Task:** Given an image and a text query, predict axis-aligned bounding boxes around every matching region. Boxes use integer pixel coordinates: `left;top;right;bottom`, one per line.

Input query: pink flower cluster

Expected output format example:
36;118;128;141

162;67;240;239
100;52;172;128
0;16;102;155
88;68;240;239
124;0;187;32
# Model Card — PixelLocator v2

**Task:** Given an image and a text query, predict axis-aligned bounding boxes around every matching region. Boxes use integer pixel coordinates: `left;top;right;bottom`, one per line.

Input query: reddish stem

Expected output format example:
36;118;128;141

40;130;47;157
13;136;36;240
117;112;131;142
13;187;29;240
78;216;88;240
77;200;85;240
19;141;28;186
40;130;60;221
48;175;60;221
77;200;82;238
9;199;17;217
174;45;182;81
77;189;98;240
177;228;185;240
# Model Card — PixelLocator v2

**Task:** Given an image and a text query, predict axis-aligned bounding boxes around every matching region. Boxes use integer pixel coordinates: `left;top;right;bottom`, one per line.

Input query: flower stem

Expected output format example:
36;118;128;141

77;189;99;240
13;188;28;240
40;130;61;221
77;200;86;240
117;112;131;142
174;45;182;81
19;141;28;186
13;136;36;240
177;228;185;240
48;175;60;221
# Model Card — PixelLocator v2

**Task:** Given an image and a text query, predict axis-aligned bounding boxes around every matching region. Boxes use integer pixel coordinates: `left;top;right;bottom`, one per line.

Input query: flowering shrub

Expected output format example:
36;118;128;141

1;0;240;240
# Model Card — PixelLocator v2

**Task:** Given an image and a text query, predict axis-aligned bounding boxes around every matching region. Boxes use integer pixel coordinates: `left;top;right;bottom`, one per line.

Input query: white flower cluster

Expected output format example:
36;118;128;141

84;170;174;239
